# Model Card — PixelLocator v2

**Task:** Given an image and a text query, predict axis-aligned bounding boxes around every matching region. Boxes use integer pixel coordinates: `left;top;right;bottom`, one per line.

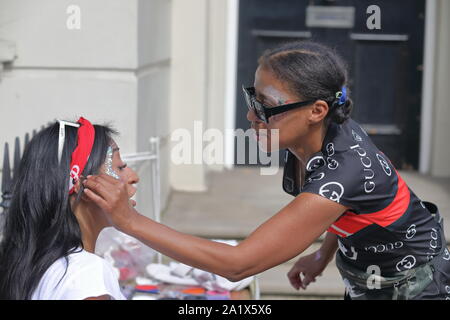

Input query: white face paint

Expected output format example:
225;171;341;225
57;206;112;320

262;85;291;107
261;85;294;123
105;146;120;180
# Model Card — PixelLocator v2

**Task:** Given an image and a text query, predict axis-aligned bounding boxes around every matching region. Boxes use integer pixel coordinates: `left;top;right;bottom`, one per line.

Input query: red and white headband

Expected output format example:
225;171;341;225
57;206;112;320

57;117;95;194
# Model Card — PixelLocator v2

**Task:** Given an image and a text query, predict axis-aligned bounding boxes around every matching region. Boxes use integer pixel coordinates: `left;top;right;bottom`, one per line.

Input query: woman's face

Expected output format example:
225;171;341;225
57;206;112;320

104;141;139;207
247;66;318;152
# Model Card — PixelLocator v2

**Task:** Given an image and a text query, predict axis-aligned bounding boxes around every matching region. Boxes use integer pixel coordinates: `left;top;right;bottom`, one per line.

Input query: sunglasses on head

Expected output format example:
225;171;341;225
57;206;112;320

242;86;315;123
57;119;80;164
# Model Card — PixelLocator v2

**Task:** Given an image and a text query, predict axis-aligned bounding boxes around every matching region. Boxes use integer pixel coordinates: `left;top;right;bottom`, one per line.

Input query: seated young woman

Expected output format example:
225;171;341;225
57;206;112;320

0;117;139;300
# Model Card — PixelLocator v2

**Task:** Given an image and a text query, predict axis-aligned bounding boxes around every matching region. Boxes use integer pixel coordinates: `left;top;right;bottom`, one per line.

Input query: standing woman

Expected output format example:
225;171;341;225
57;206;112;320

83;41;450;300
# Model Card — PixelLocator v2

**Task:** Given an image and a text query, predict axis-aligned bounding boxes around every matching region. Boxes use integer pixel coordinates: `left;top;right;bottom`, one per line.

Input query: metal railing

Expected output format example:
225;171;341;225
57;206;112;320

1;133;32;212
122;137;162;263
0;132;33;237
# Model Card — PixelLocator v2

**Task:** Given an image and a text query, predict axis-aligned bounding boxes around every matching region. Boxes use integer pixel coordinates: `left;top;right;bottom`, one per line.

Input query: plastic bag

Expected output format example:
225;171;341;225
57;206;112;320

95;227;157;281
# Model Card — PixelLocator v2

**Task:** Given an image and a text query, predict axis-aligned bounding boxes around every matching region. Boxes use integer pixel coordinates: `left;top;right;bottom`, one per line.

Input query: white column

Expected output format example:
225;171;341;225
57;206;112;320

419;0;437;175
135;0;172;215
205;0;228;172
430;0;450;177
169;0;209;191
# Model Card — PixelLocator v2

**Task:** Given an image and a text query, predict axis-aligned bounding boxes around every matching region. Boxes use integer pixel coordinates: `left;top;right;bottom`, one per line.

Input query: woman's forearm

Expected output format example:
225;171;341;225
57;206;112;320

318;232;338;264
126;213;244;281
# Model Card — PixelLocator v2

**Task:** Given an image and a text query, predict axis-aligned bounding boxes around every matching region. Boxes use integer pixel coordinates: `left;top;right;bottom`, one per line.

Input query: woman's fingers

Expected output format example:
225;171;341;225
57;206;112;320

82;176;108;200
288;273;302;290
82;174;121;202
287;267;304;290
302;273;316;287
83;188;110;212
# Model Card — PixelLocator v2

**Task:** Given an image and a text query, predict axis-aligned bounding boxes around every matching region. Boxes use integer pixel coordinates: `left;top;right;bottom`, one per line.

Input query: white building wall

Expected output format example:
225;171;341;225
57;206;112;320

169;0;209;191
430;0;450;177
135;0;172;216
168;0;232;192
0;0;172;216
206;0;228;173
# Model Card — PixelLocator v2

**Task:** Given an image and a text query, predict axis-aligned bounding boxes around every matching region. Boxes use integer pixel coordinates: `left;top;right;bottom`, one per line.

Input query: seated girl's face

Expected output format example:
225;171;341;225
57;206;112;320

102;141;139;207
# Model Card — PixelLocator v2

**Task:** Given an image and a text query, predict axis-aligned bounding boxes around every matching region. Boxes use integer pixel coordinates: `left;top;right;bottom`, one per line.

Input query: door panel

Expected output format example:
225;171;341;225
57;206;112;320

235;0;425;169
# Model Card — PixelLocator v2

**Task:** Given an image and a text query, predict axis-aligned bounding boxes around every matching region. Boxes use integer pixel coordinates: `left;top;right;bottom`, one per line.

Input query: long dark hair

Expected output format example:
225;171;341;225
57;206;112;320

0;121;116;299
258;41;353;125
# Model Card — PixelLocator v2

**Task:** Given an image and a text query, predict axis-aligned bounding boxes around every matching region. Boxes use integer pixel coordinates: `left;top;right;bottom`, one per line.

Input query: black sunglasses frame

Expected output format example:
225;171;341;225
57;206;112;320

242;86;315;123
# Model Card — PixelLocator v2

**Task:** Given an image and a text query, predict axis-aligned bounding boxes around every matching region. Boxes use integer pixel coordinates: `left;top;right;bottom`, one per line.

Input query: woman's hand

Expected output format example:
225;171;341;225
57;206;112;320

82;174;139;232
287;249;329;290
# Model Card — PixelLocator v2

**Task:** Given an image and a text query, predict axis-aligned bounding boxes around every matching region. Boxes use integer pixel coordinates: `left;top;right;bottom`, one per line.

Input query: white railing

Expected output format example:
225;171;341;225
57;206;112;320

122;136;162;263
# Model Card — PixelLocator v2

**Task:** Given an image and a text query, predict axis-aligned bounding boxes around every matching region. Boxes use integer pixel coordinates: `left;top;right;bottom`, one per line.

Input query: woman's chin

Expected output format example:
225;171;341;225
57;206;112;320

257;137;281;153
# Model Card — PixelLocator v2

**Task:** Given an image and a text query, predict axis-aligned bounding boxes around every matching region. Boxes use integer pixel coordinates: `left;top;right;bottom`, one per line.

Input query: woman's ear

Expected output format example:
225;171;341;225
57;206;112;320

309;100;329;123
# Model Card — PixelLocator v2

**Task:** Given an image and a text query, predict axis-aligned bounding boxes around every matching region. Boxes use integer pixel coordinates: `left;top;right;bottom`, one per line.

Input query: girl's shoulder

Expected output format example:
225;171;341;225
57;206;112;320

67;248;110;270
31;248;125;300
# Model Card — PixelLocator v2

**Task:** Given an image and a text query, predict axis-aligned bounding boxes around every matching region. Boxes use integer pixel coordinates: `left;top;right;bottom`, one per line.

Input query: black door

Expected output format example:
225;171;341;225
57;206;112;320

235;0;425;170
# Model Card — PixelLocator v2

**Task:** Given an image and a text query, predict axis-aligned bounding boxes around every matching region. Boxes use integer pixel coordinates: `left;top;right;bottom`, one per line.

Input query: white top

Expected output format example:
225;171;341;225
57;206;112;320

31;248;126;300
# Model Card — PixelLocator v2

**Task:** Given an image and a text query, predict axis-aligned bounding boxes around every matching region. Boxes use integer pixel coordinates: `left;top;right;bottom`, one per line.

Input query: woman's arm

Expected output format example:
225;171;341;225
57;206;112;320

318;232;339;264
287;232;338;290
83;175;347;282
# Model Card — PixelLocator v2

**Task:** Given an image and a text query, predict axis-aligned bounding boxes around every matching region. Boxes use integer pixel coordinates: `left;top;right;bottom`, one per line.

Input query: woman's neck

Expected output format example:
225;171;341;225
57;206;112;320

289;123;328;165
73;202;105;253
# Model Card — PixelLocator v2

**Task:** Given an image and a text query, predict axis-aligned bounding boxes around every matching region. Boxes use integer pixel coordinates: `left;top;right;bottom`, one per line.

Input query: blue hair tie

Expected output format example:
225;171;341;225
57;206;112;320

336;86;347;105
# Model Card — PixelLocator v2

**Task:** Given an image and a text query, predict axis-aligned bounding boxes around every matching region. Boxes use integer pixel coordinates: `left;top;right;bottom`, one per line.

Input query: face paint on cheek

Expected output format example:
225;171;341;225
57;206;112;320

105;146;120;180
263;86;290;107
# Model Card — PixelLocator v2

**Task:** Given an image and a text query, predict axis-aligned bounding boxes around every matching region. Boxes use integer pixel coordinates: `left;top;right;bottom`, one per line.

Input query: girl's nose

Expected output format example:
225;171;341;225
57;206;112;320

127;168;140;185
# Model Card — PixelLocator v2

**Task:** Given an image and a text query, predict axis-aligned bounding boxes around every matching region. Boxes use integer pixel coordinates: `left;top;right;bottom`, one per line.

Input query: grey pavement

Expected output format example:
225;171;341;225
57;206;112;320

161;167;450;299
